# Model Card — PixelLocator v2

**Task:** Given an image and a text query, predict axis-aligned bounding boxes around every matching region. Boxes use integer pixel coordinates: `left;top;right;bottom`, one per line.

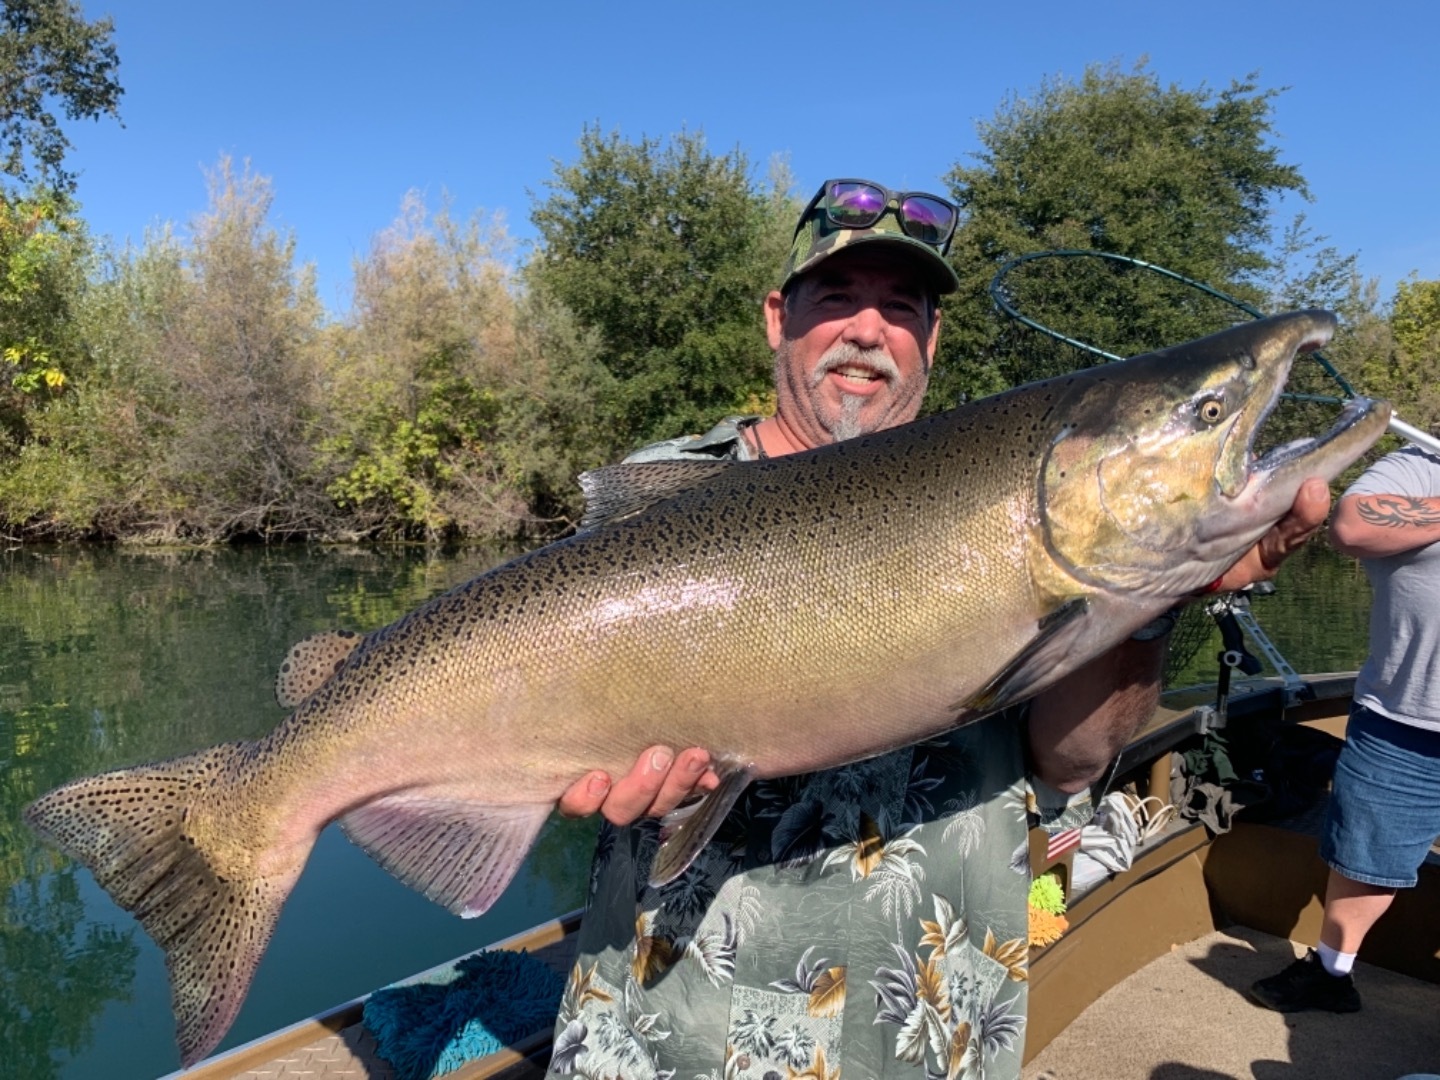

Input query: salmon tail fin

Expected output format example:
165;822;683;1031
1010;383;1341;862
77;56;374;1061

341;796;550;918
24;744;303;1068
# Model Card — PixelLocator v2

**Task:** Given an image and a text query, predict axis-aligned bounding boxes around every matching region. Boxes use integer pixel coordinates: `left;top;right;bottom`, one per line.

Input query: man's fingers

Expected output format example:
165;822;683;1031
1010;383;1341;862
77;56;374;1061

1260;476;1332;571
556;746;717;825
1281;476;1331;542
557;770;612;818
645;748;717;818
1217;477;1333;591
596;745;675;826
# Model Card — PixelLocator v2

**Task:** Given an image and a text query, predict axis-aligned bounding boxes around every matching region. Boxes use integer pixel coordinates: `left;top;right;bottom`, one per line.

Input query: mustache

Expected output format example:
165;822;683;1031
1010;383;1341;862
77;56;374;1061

809;343;899;388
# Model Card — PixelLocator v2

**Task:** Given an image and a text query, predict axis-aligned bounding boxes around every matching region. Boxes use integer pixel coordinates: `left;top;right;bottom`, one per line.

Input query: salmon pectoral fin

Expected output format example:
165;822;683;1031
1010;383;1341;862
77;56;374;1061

956;597;1092;717
340;796;551;918
23;743;297;1069
648;758;756;887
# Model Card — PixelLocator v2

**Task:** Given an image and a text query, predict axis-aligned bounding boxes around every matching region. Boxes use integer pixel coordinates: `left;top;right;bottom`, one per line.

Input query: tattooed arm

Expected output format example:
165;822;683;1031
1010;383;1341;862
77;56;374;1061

1330;492;1440;559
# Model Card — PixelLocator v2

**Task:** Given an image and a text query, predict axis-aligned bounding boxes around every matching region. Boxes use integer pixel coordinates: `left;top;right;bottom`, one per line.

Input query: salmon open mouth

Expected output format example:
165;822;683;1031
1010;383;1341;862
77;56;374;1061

1251;396;1385;479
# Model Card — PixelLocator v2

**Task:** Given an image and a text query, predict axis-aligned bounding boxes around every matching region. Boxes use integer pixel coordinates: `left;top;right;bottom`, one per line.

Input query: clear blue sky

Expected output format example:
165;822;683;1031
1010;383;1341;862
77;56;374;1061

67;0;1438;315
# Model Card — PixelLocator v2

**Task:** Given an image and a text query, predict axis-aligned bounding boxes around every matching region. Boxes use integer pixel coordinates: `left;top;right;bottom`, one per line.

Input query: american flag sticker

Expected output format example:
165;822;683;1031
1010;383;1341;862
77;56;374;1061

1045;827;1082;861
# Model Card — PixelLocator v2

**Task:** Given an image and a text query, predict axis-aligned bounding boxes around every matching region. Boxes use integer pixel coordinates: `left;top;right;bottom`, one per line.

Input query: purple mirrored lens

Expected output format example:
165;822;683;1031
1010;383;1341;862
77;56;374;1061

828;182;886;227
900;196;956;245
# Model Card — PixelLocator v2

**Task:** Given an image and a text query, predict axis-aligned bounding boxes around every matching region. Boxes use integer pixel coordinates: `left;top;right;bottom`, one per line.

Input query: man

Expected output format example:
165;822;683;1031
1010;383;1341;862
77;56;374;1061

1249;443;1440;1014
550;178;1329;1079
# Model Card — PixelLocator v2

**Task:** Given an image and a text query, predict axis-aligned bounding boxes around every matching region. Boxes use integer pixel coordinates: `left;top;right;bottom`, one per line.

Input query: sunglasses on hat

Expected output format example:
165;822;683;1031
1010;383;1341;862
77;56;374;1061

801;179;959;253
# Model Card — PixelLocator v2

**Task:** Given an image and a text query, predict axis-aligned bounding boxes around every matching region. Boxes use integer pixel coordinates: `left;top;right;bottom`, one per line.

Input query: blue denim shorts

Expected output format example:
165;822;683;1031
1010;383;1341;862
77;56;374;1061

1321;703;1440;889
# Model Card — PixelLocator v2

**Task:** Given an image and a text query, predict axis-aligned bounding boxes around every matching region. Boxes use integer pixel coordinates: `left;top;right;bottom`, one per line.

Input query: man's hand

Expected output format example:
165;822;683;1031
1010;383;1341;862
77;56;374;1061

557;747;718;825
1212;477;1331;592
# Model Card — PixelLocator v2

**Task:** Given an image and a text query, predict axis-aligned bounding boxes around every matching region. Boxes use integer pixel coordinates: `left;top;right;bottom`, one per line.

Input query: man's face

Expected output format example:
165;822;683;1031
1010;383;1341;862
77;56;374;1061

765;246;941;448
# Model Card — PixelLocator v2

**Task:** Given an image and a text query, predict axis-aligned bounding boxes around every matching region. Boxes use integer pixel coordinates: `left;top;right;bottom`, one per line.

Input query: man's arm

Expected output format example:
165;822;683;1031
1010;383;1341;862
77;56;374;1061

1026;637;1167;794
1329;492;1440;559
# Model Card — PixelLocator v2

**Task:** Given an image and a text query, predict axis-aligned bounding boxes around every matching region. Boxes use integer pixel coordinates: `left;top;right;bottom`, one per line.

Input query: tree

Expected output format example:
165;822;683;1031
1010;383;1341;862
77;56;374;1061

0;185;88;455
156;158;329;540
527;127;793;452
0;220;202;537
1349;278;1440;442
322;192;525;541
935;61;1315;409
0;0;122;192
0;0;120;532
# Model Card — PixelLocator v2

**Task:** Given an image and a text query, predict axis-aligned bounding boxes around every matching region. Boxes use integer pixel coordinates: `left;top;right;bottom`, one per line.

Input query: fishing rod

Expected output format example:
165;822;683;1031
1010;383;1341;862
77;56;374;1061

989;249;1440;457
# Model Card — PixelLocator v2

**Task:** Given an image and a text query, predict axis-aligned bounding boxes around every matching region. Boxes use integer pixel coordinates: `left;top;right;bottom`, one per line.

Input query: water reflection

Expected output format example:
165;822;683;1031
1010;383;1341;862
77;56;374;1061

1;870;138;1080
0;545;596;1078
0;542;1373;1077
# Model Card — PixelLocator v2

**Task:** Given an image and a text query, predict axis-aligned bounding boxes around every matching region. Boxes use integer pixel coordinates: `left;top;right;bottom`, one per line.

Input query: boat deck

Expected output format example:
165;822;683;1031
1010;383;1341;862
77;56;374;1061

1025;925;1440;1080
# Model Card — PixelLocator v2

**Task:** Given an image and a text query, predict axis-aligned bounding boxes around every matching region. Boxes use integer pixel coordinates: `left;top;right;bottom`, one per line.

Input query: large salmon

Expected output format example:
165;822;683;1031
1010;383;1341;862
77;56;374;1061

26;310;1388;1067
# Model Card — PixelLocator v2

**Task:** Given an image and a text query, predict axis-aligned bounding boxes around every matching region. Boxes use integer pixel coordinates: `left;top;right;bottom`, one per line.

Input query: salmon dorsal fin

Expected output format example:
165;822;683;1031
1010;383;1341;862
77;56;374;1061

648;757;756;887
23;744;304;1068
275;629;363;709
577;460;738;532
340;796;551;917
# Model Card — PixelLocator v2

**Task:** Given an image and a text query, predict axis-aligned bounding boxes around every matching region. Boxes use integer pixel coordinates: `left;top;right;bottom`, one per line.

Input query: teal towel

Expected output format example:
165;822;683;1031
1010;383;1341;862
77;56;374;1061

363;947;564;1080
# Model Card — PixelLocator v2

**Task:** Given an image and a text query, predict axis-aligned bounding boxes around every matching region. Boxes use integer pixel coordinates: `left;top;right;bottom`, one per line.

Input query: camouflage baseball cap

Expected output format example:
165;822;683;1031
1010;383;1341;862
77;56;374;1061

781;179;961;295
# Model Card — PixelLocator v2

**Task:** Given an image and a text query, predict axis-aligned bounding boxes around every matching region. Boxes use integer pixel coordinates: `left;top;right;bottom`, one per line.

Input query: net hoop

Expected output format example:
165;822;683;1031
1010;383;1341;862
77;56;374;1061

986;248;1358;403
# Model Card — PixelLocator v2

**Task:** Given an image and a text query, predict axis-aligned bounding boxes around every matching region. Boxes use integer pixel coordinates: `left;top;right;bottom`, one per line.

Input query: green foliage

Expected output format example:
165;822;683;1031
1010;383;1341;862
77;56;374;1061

0;159;334;541
0;0;122;193
321;193;528;541
151;159;330;540
1391;277;1440;361
528;127;794;449
1357;277;1440;441
489;286;615;528
0;185;90;505
0;191;75;389
2;226;190;536
0;79;1398;544
934;61;1313;410
0;187;85;366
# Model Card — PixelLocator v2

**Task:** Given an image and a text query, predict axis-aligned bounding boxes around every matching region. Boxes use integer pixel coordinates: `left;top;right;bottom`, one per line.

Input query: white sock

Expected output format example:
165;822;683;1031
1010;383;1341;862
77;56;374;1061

1316;941;1356;976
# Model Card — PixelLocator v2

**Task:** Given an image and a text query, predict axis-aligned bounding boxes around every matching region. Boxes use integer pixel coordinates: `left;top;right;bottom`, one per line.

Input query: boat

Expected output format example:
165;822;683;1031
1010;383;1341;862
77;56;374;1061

170;664;1440;1080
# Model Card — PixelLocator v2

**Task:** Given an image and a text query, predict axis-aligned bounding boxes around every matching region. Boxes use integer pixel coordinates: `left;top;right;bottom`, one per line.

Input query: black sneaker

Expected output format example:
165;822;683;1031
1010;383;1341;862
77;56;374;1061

1248;948;1361;1013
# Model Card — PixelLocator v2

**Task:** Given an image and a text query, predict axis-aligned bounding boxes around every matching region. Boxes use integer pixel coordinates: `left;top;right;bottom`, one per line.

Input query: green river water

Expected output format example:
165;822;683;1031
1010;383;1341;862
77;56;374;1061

0;541;1374;1079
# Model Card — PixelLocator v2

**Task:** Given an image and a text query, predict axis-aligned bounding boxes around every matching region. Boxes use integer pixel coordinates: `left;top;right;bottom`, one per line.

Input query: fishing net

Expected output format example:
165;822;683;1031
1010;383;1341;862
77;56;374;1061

985;250;1360;685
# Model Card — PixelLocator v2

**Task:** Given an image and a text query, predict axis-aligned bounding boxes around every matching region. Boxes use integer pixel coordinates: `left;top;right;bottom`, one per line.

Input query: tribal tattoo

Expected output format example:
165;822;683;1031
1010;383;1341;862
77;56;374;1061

1355;495;1440;529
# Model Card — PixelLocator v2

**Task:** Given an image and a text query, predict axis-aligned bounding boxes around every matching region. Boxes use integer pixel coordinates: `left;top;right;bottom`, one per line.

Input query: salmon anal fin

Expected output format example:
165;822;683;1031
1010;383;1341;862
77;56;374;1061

274;629;363;709
956;596;1091;717
578;460;739;532
340;796;550;918
23;744;299;1069
648;757;755;887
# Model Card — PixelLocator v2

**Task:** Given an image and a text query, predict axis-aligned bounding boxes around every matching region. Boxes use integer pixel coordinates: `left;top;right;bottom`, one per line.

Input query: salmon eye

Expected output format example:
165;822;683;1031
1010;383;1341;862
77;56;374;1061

1198;398;1226;424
